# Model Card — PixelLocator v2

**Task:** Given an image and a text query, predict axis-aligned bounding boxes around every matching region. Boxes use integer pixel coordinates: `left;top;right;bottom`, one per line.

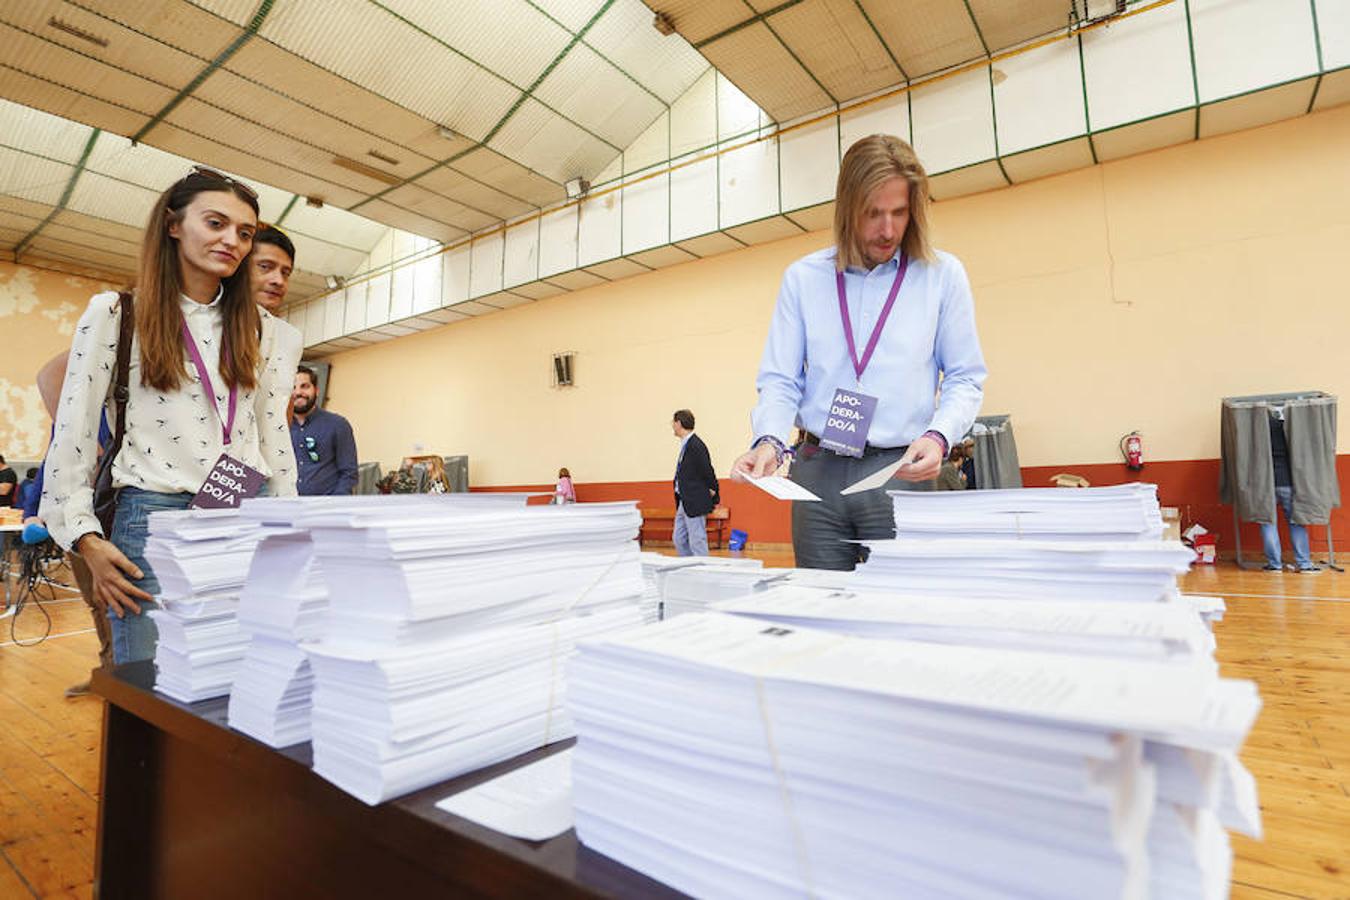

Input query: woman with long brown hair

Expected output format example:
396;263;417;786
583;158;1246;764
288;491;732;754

41;167;301;664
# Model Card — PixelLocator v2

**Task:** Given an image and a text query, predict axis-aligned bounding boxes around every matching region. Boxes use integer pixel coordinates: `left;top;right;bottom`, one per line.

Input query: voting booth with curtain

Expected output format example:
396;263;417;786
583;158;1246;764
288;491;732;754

1219;391;1342;569
970;414;1023;489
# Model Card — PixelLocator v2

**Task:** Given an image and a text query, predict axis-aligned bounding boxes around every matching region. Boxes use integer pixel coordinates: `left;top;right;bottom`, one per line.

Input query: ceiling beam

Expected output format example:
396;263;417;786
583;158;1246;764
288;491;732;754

131;0;275;145
352;0;620;214
13;127;102;259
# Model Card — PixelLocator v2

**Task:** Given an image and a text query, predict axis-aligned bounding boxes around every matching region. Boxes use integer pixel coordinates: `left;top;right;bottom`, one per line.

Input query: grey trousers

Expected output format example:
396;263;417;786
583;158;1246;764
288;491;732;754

789;444;935;570
673;502;709;556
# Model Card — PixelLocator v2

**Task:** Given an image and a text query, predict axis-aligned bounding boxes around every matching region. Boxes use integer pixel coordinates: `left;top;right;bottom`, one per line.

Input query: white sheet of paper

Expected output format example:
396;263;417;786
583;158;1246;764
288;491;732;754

746;475;821;501
435;748;574;840
840;459;911;495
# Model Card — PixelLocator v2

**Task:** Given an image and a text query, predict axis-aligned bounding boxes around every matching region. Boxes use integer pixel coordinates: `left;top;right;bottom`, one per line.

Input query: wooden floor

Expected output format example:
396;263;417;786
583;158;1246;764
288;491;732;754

1;559;1348;899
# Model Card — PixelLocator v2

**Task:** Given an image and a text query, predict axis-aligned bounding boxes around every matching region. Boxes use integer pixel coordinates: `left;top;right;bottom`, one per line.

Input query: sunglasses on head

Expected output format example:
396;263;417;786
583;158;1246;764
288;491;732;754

182;165;258;201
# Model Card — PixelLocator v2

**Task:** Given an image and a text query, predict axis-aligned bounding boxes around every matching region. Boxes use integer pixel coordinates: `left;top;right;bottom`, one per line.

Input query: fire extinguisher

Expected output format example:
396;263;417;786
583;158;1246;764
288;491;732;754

1120;431;1144;471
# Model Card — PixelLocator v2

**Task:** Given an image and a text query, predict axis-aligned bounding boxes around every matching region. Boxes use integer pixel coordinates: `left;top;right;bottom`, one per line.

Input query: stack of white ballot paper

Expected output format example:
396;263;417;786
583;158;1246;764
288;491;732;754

659;560;785;619
568;613;1262;900
853;539;1195;603
889;483;1166;542
714;585;1217;662
226;525;329;747
143;509;271;702
638;552;704;622
294;498;647;805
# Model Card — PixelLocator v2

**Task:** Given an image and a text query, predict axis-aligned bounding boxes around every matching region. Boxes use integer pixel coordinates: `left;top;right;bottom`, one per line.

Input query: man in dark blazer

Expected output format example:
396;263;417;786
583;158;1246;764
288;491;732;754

671;409;719;556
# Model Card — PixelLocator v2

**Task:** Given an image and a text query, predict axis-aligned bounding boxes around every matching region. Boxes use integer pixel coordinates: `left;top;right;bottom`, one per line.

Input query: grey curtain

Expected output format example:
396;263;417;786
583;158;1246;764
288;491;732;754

972;414;1023;489
1220;392;1340;525
355;462;382;495
1287;397;1340;524
1219;401;1275;524
442;455;469;492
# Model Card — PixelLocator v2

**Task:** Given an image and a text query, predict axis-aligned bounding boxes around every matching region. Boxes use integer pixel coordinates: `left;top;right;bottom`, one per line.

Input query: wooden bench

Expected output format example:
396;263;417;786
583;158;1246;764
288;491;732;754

640;506;730;549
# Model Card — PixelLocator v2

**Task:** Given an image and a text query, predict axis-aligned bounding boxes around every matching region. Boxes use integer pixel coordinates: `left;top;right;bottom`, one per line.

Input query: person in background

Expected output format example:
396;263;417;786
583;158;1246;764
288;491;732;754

290;366;358;495
0;455;15;506
250;225;295;315
1262;408;1322;573
961;437;977;489
16;467;38;510
672;409;719;557
41;167;300;665
937;445;967;491
731;134;986;570
554;467;576;504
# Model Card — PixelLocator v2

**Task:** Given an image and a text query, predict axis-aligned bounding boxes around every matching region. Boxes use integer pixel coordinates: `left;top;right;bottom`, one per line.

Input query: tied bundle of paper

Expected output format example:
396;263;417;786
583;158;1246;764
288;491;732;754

713;587;1262;899
569;613;1261;900
854;539;1194;603
298;499;647;805
638;552;705;622
142;509;270;702
716;585;1217;663
659;559;788;619
226;527;329;747
888;483;1166;542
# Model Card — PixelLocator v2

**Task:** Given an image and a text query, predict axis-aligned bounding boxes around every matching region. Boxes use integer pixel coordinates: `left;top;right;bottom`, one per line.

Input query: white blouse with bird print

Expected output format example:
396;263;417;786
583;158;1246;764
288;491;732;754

40;290;303;550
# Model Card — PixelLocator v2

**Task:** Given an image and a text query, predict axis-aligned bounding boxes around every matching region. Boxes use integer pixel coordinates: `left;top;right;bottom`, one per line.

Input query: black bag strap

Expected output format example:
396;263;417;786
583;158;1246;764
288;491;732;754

98;291;135;480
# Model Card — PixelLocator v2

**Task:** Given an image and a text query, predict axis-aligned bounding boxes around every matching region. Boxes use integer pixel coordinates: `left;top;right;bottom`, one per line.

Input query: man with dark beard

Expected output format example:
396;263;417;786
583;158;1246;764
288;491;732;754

289;365;358;495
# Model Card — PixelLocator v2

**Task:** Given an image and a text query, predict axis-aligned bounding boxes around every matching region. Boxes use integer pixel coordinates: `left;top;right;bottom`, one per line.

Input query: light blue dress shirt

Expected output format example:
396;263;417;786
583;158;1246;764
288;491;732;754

751;246;987;450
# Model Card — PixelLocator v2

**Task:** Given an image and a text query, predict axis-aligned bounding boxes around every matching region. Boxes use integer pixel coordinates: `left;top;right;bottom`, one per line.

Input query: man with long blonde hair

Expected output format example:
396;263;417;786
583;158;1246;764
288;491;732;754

732;134;987;570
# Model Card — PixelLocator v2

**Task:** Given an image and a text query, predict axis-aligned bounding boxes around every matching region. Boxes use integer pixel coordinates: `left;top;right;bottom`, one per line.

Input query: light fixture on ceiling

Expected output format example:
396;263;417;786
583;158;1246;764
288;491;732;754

652;12;676;36
48;17;109;47
436;126;458;141
305;196;324;208
990;68;1007;86
564;178;591;200
367;149;400;166
332;155;403;186
325;275;346;290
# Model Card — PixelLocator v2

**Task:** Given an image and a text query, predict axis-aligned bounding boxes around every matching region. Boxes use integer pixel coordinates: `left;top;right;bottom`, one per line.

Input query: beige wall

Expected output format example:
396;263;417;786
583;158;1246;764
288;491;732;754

321;103;1347;482
0;262;115;460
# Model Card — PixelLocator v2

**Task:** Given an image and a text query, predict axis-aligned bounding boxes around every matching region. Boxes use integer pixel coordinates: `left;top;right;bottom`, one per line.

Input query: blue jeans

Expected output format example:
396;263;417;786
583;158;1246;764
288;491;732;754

673;503;709;556
1260;485;1311;569
106;488;193;664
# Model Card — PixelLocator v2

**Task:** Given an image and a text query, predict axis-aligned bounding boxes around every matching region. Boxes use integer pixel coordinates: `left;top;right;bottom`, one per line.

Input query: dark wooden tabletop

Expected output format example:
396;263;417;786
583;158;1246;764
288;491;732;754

92;661;686;899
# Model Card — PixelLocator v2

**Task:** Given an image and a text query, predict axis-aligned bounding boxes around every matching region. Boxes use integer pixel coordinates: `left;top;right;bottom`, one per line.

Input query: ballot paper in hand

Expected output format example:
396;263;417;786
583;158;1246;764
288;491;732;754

745;475;820;501
841;458;911;495
435;748;574;841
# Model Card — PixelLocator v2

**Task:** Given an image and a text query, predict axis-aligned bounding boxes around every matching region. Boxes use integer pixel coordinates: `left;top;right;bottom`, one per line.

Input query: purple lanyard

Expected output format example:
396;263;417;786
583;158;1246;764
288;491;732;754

836;254;909;380
181;319;237;446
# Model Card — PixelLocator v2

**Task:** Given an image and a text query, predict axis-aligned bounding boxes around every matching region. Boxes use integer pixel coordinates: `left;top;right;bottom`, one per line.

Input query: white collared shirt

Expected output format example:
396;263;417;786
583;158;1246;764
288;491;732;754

41;290;303;549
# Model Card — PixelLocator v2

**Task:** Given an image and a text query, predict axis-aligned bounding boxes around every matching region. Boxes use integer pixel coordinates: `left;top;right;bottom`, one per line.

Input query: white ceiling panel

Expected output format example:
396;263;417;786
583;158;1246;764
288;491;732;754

451;148;567;207
1318;0;1350;69
534;43;666;148
415;167;532;224
0;147;71;206
378;0;572;88
641;0;747;45
195;69;436;179
108;0;254;54
258;0;520;142
587;0;710;103
358;198;467;244
701;23;833;123
51;208;145;247
536;0;610;33
65;170;158;227
488;99;618;183
767;0;903;102
34;4;208;91
26;234;136;273
85;133;192;192
859;0;984;82
281;202;389;254
0;63;151;136
0;97;95;163
1191;0;1319;104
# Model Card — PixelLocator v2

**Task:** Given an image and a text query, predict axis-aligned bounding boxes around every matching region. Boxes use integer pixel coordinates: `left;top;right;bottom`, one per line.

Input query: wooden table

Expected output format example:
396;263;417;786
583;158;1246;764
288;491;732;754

91;662;685;899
